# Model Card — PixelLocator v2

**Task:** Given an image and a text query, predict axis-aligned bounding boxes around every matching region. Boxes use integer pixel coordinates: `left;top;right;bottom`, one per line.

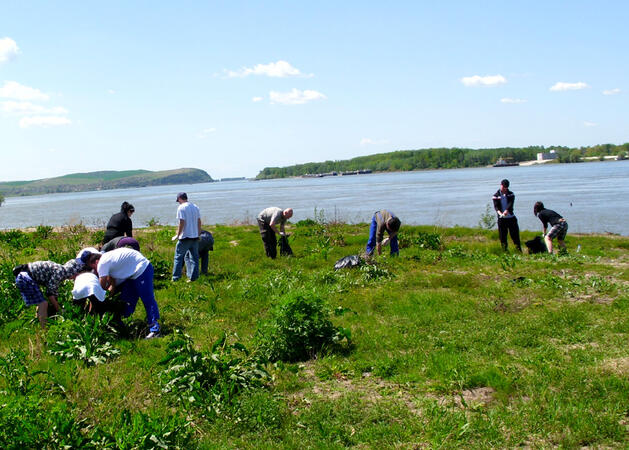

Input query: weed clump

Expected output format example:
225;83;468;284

255;291;351;362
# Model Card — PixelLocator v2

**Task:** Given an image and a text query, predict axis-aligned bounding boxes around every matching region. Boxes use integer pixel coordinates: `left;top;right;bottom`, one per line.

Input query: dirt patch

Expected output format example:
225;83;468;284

453;387;496;408
600;357;629;376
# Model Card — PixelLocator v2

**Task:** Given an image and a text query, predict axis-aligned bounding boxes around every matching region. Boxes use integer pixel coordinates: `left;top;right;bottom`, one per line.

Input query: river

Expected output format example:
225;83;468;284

1;161;628;235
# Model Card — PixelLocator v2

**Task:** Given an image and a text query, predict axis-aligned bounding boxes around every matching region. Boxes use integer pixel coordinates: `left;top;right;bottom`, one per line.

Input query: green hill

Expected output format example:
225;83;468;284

0;168;213;197
256;143;629;179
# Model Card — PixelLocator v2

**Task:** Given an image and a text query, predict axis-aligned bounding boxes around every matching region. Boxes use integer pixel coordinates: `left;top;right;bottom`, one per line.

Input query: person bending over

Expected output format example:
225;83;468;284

257;207;293;259
366;210;401;257
534;201;568;254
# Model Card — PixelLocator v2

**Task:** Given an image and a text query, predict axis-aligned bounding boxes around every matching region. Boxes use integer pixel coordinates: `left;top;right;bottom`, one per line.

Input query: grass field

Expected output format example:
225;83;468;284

0;219;627;448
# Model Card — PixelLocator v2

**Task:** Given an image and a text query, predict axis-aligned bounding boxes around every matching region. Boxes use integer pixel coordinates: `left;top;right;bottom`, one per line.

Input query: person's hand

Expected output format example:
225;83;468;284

172;235;179;241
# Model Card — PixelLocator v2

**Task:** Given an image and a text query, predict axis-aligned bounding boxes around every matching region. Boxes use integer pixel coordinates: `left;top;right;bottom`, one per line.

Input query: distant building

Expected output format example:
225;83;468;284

537;150;558;161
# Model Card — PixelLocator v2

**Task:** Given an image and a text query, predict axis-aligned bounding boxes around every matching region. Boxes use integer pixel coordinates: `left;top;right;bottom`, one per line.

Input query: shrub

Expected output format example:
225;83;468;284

255;291;351;362
0;261;24;326
46;315;121;366
159;330;270;414
398;231;443;250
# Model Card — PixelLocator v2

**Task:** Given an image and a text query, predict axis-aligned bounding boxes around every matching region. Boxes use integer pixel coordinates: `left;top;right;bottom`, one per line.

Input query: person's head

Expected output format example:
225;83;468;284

386;216;401;233
87;253;102;271
533;201;545;216
283;208;293;219
121;201;135;216
176;192;188;203
500;179;510;194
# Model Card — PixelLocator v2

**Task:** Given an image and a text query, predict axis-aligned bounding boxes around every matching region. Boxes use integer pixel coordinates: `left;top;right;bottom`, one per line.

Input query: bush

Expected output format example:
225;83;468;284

398;231;443;250
46;315;121;366
255;291;351;362
159;330;270;414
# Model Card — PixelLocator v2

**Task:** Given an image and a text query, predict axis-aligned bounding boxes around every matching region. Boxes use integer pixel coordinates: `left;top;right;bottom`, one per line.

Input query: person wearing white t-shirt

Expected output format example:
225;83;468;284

171;192;201;282
88;248;161;339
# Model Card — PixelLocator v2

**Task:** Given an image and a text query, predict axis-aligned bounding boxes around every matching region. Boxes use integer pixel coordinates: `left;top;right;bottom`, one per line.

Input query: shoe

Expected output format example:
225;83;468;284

145;331;161;339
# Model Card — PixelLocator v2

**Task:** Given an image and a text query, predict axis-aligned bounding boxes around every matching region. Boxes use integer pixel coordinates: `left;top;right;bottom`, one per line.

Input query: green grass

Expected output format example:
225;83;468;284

0;222;628;448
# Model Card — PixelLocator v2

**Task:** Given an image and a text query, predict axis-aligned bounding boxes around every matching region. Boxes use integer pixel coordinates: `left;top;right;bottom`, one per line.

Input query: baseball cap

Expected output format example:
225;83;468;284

176;192;188;202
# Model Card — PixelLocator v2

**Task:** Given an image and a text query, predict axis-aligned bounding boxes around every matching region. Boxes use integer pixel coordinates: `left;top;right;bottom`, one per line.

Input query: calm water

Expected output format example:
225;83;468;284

2;161;628;235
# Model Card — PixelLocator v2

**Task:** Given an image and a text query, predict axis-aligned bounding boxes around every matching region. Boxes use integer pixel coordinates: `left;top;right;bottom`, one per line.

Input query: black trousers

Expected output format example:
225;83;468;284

257;219;277;259
498;216;521;251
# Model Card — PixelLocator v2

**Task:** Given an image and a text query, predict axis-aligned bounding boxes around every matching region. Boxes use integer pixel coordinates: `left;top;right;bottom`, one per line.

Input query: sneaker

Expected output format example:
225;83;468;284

145;331;161;339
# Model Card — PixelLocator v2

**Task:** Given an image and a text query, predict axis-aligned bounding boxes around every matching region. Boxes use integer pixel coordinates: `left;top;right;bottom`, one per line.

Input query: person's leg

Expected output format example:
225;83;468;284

544;235;554;254
188;240;199;281
508;217;522;252
172;239;186;281
184;249;192;279
119;279;140;318
497;218;508;250
135;264;160;334
365;215;378;255
36;301;48;328
389;233;399;256
200;250;209;274
557;222;568;252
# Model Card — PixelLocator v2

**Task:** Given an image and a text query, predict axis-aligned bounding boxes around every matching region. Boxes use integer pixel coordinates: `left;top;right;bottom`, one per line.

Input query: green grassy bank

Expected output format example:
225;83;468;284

0;221;628;448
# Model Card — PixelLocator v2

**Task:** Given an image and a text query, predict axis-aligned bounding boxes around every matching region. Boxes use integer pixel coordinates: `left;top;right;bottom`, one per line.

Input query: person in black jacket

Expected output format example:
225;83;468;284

103;201;135;244
534;201;568;254
492;179;522;252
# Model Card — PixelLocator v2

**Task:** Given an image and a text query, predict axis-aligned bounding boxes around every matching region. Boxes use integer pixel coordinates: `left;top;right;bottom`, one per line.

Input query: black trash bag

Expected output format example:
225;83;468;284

278;235;293;256
334;254;364;270
525;235;547;254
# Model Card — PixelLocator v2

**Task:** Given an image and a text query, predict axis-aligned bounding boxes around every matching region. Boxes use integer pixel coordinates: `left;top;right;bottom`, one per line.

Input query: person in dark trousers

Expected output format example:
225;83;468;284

257;207;293;259
534;201;568;254
103;201;135;244
191;230;213;275
366;210;401;256
492;179;522;252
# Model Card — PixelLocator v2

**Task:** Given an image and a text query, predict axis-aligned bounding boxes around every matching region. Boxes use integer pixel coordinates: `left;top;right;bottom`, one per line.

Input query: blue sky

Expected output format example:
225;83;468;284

1;1;627;181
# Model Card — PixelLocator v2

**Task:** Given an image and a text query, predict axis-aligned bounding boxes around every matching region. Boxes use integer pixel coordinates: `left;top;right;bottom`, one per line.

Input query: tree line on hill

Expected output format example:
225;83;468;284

255;143;629;179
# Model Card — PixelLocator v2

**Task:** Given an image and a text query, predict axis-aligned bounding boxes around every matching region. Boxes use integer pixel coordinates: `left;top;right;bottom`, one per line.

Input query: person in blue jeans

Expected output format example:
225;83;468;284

172;192;201;282
88;248;161;339
366;210;401;257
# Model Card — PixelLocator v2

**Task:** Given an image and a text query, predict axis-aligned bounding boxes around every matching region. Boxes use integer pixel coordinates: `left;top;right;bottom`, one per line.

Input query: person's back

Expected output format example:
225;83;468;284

97;248;149;284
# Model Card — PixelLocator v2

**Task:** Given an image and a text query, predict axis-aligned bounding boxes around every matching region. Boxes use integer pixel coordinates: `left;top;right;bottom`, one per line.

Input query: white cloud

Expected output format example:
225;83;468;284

197;127;216;139
19;116;72;128
500;98;527;104
1;101;68;115
226;60;312;78
583;121;597;127
252;96;264;102
549;81;588;91
0;37;19;63
269;88;326;105
0;81;50;101
461;74;506;87
602;88;620;95
360;138;389;146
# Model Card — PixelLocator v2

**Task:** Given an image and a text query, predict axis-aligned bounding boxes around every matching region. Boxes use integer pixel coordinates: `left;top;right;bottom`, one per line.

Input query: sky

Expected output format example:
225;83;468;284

0;1;627;181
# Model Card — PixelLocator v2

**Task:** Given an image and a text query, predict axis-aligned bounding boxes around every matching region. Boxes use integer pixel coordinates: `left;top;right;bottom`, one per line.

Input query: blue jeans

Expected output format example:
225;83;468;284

366;215;399;256
119;263;160;332
173;238;199;281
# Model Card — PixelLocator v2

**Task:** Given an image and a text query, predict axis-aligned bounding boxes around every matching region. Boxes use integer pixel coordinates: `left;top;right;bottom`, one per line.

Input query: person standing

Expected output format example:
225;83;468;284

103;201;135;244
365;210;401;256
534;201;568;254
492;179;522;252
257;207;293;259
172;192;201;281
88;248;161;338
14;254;90;328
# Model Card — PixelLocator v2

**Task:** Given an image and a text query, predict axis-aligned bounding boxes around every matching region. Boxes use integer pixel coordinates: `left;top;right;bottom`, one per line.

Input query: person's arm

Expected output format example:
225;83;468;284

98;275;115;291
173;219;185;240
269;212;282;235
48;295;60;312
126;217;133;237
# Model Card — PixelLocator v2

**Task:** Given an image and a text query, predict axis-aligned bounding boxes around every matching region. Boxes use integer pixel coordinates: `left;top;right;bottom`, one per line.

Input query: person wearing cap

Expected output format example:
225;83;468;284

534;201;568;254
13;253;91;328
256;207;293;259
87;248;161;339
492;179;522;252
365;210;401;256
103;201;135;244
101;236;141;253
172;192;202;281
